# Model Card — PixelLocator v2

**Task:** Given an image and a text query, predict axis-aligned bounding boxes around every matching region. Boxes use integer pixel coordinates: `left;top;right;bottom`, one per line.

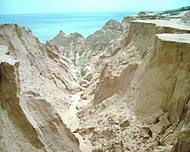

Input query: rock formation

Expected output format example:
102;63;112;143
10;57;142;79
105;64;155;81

85;20;123;58
1;5;190;152
73;7;190;152
0;25;80;152
49;31;86;66
49;19;124;83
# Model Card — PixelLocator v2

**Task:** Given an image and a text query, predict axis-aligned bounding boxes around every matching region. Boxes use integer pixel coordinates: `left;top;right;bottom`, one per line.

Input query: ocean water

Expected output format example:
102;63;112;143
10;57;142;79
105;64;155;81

0;12;135;42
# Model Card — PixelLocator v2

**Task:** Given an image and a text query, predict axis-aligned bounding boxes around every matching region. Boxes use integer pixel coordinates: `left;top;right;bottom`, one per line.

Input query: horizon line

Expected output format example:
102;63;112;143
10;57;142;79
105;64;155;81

0;11;139;16
1;6;185;16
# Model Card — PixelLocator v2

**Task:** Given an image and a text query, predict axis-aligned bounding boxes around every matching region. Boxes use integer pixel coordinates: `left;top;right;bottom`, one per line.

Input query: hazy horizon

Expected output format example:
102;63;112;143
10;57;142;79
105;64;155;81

1;0;190;15
0;11;137;16
1;0;190;42
0;12;135;41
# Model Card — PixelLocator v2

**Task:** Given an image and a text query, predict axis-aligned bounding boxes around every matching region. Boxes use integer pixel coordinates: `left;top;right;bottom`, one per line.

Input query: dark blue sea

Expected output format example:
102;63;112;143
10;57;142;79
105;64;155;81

0;12;135;42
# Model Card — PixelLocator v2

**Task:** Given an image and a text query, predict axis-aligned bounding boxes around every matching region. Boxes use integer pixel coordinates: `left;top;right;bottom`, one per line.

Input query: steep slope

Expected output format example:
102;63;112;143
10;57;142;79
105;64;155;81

49;20;124;82
76;17;190;151
49;31;87;66
47;9;190;152
0;54;45;152
0;24;81;152
85;20;123;58
1;6;190;152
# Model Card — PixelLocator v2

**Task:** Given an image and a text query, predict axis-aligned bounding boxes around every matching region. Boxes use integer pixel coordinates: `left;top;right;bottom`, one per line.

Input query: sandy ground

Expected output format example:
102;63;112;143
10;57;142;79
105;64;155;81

61;92;93;152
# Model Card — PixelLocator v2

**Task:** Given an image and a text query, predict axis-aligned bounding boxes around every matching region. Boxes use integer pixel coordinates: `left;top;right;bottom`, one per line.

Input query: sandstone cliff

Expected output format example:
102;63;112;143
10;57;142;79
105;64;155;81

74;9;190;152
0;25;81;152
1;6;190;152
49;20;124;83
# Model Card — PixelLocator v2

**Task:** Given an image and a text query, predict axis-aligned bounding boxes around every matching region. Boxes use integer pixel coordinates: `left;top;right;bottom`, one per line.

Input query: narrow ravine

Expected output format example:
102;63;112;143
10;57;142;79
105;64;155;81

61;92;93;152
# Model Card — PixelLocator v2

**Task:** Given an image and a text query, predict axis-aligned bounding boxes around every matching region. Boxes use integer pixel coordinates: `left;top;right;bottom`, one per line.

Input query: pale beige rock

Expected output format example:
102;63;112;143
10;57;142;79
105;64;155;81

76;19;190;152
0;54;45;152
1;6;190;152
49;31;87;66
93;62;138;104
43;43;60;62
0;24;81;152
85;20;123;57
172;99;190;152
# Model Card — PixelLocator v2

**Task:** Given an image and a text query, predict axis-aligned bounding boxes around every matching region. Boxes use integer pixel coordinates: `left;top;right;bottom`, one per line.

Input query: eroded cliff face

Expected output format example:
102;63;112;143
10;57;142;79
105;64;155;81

49;20;125;84
1;7;190;152
73;11;190;152
85;20;123;58
0;25;81;152
49;31;87;66
0;54;45;152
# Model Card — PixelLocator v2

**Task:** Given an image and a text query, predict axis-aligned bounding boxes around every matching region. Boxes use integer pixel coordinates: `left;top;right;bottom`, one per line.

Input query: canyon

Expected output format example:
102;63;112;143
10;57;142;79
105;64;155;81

1;7;190;152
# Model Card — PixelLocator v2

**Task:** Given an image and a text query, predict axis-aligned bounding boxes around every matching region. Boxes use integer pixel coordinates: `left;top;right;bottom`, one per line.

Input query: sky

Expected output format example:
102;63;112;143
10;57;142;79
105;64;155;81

0;0;190;14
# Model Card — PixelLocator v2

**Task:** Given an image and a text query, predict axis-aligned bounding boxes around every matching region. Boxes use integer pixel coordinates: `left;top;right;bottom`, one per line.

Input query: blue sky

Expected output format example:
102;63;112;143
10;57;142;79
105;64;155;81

0;0;190;14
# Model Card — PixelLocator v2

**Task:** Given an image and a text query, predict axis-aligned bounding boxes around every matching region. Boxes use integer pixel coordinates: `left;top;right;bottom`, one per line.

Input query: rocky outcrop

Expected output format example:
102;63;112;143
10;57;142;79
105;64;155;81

0;24;81;152
121;14;165;32
49;20;123;64
49;20;124;83
93;62;138;104
91;19;190;105
1;6;190;152
125;20;190;58
85;20;123;58
43;43;60;62
0;54;44;152
133;33;190;123
173;99;190;152
76;18;190;151
49;31;86;66
77;11;190;86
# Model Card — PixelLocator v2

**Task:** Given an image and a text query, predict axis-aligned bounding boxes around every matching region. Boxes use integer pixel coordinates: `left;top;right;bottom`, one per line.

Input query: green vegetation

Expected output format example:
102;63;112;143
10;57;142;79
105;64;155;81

160;6;190;15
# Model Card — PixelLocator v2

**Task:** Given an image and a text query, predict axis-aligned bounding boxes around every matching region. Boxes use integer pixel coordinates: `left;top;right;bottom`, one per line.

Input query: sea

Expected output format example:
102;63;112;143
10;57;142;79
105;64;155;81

0;12;135;42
